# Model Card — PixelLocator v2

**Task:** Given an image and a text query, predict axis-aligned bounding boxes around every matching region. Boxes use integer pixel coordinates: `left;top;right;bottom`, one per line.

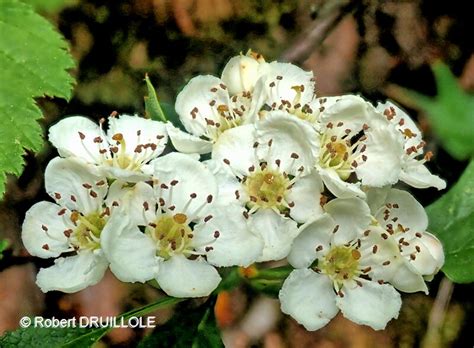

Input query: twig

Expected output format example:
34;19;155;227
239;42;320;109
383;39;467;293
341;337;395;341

422;277;454;348
280;0;355;63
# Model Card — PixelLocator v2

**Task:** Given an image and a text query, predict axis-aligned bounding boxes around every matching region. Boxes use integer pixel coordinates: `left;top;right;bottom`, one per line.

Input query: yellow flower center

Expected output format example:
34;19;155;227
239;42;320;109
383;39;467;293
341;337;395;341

319;137;352;180
70;212;106;250
321;246;361;284
244;168;290;210
147;213;193;260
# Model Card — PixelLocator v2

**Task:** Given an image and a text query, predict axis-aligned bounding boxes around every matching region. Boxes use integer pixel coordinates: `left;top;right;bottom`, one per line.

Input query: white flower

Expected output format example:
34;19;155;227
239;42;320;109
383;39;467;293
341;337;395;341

315;95;405;198
210;113;323;261
280;197;402;331
101;152;263;298
376;101;446;190
251;61;317;121
169;53;268;154
21;157;111;293
366;187;445;293
49;113;168;182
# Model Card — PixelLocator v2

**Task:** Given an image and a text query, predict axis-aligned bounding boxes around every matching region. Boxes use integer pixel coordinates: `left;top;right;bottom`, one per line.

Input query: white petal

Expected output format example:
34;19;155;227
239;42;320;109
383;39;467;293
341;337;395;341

193;204;263;267
337;280;401;330
48;116;104;164
376;101;422;149
252;62;315;112
107;114;167;162
101;211;160;283
153;152;217;219
355;124;404;186
318;167;366;198
36;251;108;293
421;232;445;272
221;54;264;95
324;197;372;245
389;261;428;294
358;226;403;282
400;160;446;190
175;75;230;137
100;165;152;183
375;188;428;233
156;254;221;298
321;95;387;131
251;209;298;262
21;201;72;258
212;124;258;176
205;159;247;206
256;111;319;176
279;269;338;331
365;186;390;214
286;171;324;223
402;232;444;276
288;214;334;269
106;181;155;226
166;122;213;154
45;157;107;214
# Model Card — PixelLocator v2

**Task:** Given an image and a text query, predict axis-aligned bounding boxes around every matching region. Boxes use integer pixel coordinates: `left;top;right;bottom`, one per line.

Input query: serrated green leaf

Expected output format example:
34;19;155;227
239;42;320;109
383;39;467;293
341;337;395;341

426;160;474;283
406;62;474;160
138;297;224;348
0;326;91;348
144;75;167;122
21;0;76;13
0;0;75;197
0;296;183;347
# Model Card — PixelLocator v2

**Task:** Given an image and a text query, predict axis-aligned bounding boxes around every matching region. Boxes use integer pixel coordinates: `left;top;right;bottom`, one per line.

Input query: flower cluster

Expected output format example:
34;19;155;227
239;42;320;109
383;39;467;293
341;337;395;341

22;51;445;331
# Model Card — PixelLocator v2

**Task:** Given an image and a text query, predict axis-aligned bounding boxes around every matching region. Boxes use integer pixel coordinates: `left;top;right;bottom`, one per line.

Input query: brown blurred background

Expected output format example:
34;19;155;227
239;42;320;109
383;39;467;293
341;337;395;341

1;0;473;346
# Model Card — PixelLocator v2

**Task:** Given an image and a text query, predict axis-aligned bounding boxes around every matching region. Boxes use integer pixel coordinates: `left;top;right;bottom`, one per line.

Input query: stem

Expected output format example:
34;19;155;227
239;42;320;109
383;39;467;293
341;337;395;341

422;277;454;348
280;0;355;64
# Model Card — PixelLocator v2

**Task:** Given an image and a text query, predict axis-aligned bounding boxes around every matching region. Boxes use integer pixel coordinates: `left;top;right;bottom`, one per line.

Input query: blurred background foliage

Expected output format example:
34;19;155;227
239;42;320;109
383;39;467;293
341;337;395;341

1;0;473;346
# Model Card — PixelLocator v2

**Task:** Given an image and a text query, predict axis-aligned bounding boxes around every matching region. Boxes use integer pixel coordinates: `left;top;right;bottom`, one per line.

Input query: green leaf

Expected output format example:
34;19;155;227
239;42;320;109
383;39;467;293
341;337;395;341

0;326;91;348
161;102;185;131
0;239;9;260
139;297;224;348
144;74;167;122
21;0;76;13
426;160;474;283
248;278;285;297
0;296;184;347
0;0;75;197
406;62;474;160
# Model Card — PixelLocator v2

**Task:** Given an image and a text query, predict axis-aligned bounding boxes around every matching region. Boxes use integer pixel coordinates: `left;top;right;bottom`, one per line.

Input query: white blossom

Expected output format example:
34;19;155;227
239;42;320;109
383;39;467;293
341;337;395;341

366;187;445;293
169;52;268;154
210;113;323;261
49;113;168;182
280;197;402;331
315;95;404;198
101;152;263;298
376;101;446;190
22;158;111;293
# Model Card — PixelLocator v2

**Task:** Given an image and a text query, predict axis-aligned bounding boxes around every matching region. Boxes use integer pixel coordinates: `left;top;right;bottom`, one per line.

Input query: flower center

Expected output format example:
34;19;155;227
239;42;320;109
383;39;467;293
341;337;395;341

244;168;290;209
321;246;361;283
147;213;193;260
70;212;106;250
319;131;354;181
106;133;142;170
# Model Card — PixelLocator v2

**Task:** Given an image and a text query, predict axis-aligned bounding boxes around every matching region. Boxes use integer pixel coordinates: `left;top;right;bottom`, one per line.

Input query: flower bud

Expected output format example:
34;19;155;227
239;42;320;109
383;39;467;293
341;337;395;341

221;51;265;95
